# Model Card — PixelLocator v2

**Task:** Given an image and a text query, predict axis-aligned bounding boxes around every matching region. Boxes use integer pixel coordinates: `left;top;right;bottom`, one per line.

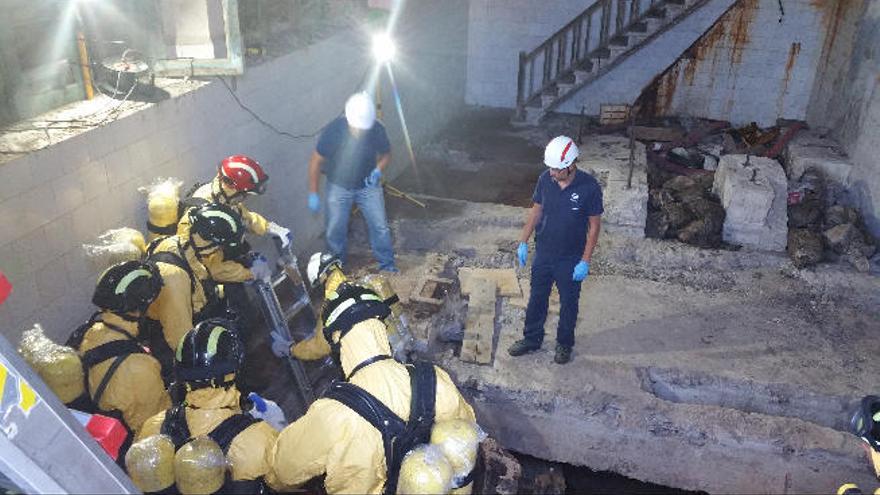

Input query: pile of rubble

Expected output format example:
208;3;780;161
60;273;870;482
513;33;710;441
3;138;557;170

633;119;876;270
787;169;876;271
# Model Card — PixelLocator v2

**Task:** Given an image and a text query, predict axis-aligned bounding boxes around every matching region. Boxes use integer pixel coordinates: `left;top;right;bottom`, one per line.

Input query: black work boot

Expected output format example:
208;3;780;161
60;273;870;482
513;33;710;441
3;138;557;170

508;339;541;357
554;344;573;364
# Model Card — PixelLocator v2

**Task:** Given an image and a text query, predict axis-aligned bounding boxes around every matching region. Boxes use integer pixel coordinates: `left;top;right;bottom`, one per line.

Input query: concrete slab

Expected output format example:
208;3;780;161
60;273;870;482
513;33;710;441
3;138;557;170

459;267;521;297
785;131;853;186
579;135;649;237
713;155;788;252
347;192;879;494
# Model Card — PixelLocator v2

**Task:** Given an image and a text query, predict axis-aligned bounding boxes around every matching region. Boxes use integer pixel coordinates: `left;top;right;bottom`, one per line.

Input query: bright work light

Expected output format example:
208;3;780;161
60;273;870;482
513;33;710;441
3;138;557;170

372;33;396;63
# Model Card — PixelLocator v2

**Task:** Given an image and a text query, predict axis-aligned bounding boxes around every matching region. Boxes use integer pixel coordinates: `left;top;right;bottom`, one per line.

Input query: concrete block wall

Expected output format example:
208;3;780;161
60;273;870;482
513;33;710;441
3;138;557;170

0;0;470;343
807;0;880;237
465;0;588;108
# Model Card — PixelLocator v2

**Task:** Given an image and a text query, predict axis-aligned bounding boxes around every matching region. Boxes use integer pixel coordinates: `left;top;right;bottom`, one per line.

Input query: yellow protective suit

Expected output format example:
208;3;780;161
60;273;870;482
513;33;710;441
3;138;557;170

177;178;269;283
145;236;210;351
290;268;346;360
138;384;281;487
79;312;171;432
271;318;476;494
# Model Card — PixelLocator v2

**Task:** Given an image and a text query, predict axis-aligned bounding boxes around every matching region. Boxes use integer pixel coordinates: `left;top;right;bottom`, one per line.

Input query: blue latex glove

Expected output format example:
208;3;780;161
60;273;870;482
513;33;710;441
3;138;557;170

364;167;382;187
573;260;590;282
248;392;267;413
516;242;528;267
308;192;320;212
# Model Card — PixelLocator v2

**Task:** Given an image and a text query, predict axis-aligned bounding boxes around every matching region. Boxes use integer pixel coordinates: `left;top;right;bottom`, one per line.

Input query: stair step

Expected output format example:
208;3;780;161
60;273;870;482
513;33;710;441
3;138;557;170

608;45;629;59
628;32;649;45
541;93;557;109
644;17;664;31
523;106;543;125
557;82;575;94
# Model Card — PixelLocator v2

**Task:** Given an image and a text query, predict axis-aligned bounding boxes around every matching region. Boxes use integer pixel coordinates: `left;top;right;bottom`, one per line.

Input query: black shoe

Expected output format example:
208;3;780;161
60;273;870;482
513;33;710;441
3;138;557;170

508;339;541;357
554;344;573;364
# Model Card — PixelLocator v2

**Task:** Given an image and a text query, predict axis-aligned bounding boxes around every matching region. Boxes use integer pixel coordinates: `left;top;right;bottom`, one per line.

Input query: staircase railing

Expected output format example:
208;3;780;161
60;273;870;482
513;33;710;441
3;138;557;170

516;0;662;117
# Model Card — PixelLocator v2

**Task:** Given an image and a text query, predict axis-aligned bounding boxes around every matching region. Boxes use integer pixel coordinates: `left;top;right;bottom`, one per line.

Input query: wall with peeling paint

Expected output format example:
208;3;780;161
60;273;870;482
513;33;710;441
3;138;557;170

817;0;880;236
636;0;835;126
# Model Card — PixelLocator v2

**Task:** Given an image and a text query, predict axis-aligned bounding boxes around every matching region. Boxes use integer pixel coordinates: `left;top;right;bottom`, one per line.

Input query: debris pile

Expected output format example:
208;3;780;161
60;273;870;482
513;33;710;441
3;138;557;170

635;119;875;269
646;173;725;248
787;168;876;271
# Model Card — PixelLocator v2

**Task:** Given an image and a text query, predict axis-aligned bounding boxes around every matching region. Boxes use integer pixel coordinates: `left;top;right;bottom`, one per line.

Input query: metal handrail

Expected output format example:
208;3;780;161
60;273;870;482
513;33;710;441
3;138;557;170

516;0;664;117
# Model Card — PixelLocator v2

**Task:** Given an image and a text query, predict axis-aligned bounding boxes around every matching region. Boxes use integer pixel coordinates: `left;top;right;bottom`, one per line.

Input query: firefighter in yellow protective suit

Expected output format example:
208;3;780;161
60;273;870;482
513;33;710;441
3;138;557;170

66;260;170;433
174;155;291;283
270;251;410;361
137;319;283;493
270;283;476;494
839;396;880;495
144;203;269;363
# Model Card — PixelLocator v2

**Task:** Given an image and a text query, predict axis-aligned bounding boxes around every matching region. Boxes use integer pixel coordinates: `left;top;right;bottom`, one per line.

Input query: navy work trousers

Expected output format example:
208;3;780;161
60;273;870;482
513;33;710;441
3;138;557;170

523;253;583;348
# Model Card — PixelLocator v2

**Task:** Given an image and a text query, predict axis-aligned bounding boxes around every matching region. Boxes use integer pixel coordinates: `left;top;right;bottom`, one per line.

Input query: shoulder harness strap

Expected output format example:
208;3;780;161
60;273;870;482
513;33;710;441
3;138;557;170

161;404;192;449
147;240;196;296
81;340;146;407
208;414;262;454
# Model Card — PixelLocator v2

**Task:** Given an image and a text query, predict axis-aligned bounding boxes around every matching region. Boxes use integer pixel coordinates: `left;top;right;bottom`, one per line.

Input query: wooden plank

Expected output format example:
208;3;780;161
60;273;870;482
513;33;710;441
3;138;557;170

508;277;560;314
461;277;496;365
459;268;522;298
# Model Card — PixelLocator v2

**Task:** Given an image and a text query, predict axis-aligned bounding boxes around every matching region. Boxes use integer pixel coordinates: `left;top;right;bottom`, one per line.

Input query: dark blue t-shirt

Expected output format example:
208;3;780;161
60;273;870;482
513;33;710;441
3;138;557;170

532;169;604;257
316;117;391;190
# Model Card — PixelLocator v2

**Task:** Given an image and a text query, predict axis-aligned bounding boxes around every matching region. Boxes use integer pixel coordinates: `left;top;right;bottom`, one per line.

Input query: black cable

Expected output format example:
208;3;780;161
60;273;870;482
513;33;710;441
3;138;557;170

216;76;336;140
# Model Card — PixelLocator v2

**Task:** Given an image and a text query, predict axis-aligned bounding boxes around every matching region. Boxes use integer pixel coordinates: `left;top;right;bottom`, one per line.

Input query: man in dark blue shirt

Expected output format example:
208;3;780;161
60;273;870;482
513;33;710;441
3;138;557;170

508;136;603;364
307;92;397;271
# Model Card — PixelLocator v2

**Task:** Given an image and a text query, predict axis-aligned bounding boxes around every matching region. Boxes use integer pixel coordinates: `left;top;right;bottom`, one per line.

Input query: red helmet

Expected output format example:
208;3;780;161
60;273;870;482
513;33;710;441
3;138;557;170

219;155;268;195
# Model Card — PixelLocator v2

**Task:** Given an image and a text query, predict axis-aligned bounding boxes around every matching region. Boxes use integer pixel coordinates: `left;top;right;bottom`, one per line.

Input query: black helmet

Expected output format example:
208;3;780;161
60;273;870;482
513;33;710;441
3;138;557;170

92;260;162;314
188;203;245;252
321;282;391;344
851;395;880;451
174;318;244;387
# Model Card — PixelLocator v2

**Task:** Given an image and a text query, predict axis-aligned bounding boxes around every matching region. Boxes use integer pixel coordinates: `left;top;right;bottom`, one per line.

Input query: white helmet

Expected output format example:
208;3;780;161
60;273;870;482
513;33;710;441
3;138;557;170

344;92;376;130
307;251;342;288
544;136;579;169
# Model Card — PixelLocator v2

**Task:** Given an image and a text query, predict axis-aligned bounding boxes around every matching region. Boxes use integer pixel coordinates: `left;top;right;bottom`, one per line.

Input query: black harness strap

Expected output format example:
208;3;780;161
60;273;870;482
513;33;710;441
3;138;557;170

383;294;400;306
77;319;146;409
147;221;177;236
208;414;261;454
348;354;392;380
324;361;437;495
147;239;196;297
160;404;192;449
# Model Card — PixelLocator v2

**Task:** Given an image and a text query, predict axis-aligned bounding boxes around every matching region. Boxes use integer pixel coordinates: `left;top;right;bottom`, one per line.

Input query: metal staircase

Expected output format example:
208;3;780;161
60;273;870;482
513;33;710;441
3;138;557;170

516;0;709;123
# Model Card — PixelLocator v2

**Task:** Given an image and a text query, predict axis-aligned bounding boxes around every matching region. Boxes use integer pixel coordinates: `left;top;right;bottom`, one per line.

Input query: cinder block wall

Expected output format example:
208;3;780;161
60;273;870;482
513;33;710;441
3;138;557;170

0;0;469;342
466;0;843;127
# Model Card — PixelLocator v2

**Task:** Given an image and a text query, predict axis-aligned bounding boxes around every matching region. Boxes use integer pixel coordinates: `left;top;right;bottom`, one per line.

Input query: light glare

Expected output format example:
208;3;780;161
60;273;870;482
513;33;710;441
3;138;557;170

372;33;396;63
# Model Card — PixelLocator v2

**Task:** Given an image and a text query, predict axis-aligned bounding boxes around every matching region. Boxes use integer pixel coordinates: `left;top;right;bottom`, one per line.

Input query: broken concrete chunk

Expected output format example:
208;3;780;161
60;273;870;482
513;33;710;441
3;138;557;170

844;252;871;273
823;223;859;254
787;229;824;268
713;155;788;251
824;205;861;229
785;131;852;186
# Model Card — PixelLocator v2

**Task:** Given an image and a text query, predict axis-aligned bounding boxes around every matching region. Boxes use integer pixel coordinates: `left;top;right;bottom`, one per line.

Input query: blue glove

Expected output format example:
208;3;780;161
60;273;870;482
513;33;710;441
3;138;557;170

308;192;320;212
573;260;590;282
248;392;267;413
364;167;382;187
516;242;528;267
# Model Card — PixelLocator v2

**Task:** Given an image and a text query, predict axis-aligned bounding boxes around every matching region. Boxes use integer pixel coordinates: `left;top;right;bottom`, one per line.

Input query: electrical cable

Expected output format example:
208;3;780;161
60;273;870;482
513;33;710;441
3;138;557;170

215;64;370;141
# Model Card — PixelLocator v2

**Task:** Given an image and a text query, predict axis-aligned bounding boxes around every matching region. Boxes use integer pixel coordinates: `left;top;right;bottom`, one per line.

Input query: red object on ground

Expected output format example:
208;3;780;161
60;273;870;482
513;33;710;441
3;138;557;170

85;414;129;460
0;271;11;306
765;122;806;159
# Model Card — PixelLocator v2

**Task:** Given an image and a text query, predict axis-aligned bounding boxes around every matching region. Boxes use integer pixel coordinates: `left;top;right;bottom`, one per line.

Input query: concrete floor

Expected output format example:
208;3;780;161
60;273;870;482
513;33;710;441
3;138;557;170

342;109;880;493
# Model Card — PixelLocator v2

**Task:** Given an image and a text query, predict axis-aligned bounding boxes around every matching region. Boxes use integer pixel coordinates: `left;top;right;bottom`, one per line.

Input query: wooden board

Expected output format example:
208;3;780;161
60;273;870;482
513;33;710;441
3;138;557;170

508;277;560;314
599;104;631;126
460;277;496;364
459;268;522;298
